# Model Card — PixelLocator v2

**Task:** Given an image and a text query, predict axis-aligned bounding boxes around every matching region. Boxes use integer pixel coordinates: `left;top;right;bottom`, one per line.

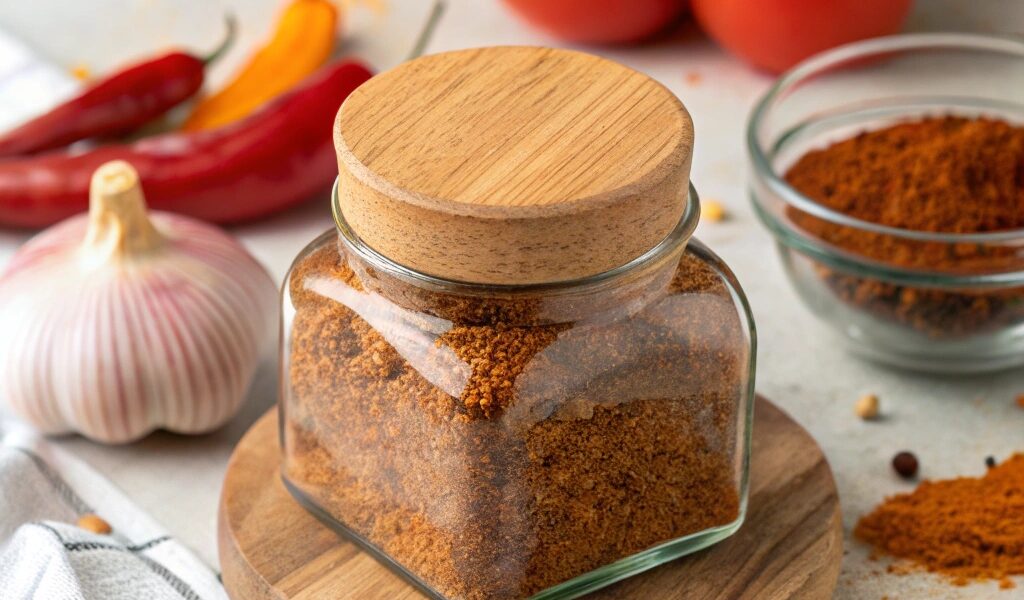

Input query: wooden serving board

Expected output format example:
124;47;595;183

219;397;843;600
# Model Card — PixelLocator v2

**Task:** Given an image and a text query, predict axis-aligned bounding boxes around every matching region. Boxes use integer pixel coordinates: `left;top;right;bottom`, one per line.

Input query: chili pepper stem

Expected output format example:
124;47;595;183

83;161;164;262
406;0;446;62
203;14;238;66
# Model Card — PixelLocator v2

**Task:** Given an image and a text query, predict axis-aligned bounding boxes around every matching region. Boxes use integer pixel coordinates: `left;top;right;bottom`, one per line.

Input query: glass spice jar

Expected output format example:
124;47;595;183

280;47;756;600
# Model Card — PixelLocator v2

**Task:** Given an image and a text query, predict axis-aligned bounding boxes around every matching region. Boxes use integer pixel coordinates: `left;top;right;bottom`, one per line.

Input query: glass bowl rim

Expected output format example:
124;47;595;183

747;32;1024;246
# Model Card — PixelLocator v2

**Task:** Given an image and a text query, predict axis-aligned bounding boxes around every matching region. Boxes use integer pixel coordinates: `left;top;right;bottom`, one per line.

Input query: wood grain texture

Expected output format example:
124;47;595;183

219;397;842;600
333;46;695;284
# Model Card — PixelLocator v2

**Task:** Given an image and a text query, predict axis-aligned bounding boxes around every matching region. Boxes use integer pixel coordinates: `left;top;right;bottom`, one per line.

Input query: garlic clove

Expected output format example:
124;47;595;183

0;161;278;443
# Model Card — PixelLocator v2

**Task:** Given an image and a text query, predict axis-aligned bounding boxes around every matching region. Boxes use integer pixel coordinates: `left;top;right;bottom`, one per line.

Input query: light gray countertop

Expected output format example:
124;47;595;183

1;1;1022;598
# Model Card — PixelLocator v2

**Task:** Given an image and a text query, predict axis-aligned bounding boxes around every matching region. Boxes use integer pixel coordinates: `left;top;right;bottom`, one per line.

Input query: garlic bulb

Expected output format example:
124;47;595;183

0;161;277;443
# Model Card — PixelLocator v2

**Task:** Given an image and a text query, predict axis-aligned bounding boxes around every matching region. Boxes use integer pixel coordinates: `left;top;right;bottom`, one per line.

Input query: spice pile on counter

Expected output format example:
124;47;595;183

785;116;1024;338
855;454;1024;589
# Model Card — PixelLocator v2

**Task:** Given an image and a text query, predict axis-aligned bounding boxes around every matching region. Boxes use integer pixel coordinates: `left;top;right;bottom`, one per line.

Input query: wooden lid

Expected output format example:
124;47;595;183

334;46;694;285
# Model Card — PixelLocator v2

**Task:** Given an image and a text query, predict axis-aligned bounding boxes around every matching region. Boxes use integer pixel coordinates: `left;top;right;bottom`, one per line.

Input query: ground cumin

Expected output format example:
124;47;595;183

855;454;1024;589
281;236;748;599
785;116;1024;338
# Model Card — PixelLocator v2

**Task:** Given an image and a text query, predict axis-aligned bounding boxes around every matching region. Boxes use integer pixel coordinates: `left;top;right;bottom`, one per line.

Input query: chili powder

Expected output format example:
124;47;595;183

856;454;1024;588
785;116;1024;338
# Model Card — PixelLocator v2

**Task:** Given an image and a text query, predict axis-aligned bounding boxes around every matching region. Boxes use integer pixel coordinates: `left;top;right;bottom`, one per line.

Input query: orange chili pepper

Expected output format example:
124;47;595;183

182;0;338;131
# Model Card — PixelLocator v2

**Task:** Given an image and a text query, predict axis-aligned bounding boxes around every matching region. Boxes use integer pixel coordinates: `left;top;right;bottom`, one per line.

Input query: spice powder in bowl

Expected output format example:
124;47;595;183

785;116;1024;340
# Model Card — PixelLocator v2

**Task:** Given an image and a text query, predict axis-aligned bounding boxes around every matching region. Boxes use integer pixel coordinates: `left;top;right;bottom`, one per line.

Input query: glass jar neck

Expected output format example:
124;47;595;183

332;180;701;325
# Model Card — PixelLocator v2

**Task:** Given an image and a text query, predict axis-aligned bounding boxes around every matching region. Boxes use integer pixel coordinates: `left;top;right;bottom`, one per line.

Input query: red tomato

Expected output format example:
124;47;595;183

502;0;689;45
691;0;914;73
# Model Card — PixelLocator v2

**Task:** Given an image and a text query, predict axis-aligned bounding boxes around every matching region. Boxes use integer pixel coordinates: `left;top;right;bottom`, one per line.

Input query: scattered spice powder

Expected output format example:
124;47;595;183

785;116;1024;338
70;64;91;81
855;454;1024;587
282;238;749;599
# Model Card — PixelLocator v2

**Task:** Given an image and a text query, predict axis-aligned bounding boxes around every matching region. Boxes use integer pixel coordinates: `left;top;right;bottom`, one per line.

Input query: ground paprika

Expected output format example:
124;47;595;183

784;116;1024;338
855;454;1024;589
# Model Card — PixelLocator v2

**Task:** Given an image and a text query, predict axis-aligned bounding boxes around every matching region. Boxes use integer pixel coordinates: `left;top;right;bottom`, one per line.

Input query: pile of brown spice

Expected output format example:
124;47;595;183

785;116;1024;338
855;454;1024;590
282;238;749;599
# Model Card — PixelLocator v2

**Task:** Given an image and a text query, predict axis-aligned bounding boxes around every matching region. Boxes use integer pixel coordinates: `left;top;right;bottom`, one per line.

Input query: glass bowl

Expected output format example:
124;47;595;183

748;33;1024;373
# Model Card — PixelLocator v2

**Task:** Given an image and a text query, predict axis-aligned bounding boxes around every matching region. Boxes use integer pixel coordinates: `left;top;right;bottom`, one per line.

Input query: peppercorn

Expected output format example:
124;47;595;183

77;513;112;534
986;456;997;469
892;452;919;479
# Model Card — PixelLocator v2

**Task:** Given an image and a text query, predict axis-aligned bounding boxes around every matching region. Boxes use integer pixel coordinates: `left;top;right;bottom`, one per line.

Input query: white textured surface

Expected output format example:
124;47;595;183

1;1;1023;598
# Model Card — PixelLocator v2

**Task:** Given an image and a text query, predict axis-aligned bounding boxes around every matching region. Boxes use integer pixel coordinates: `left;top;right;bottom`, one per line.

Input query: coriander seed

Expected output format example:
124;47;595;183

855;394;880;420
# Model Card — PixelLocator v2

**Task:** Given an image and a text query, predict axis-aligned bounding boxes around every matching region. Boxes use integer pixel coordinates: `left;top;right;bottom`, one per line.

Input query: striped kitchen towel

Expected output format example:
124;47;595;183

0;422;228;600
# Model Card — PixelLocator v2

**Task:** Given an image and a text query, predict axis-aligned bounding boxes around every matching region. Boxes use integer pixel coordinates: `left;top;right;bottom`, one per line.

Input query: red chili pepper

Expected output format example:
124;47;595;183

0;17;236;158
0;60;373;228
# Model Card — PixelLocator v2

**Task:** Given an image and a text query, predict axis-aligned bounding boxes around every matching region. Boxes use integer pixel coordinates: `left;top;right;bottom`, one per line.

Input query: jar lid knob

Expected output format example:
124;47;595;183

334;46;694;285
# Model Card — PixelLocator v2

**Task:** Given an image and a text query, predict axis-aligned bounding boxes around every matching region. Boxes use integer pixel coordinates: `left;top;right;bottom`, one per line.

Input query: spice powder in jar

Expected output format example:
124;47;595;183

281;47;755;600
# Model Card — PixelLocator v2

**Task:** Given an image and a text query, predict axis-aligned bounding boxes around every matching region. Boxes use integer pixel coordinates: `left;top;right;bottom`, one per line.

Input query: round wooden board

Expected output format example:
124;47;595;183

219;396;843;600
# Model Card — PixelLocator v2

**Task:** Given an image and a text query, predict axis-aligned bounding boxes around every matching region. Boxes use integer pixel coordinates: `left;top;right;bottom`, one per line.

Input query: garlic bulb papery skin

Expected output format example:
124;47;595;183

0;161;278;443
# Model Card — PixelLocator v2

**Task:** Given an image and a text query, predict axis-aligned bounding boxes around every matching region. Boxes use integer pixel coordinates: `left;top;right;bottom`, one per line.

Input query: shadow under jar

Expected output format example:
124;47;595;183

280;47;755;599
749;33;1024;373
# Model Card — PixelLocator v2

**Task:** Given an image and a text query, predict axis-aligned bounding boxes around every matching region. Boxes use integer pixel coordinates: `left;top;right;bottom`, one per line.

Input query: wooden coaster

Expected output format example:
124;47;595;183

219;397;842;599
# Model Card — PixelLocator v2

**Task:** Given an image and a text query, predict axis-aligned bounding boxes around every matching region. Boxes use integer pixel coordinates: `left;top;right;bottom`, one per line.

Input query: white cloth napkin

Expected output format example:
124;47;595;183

0;422;228;600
